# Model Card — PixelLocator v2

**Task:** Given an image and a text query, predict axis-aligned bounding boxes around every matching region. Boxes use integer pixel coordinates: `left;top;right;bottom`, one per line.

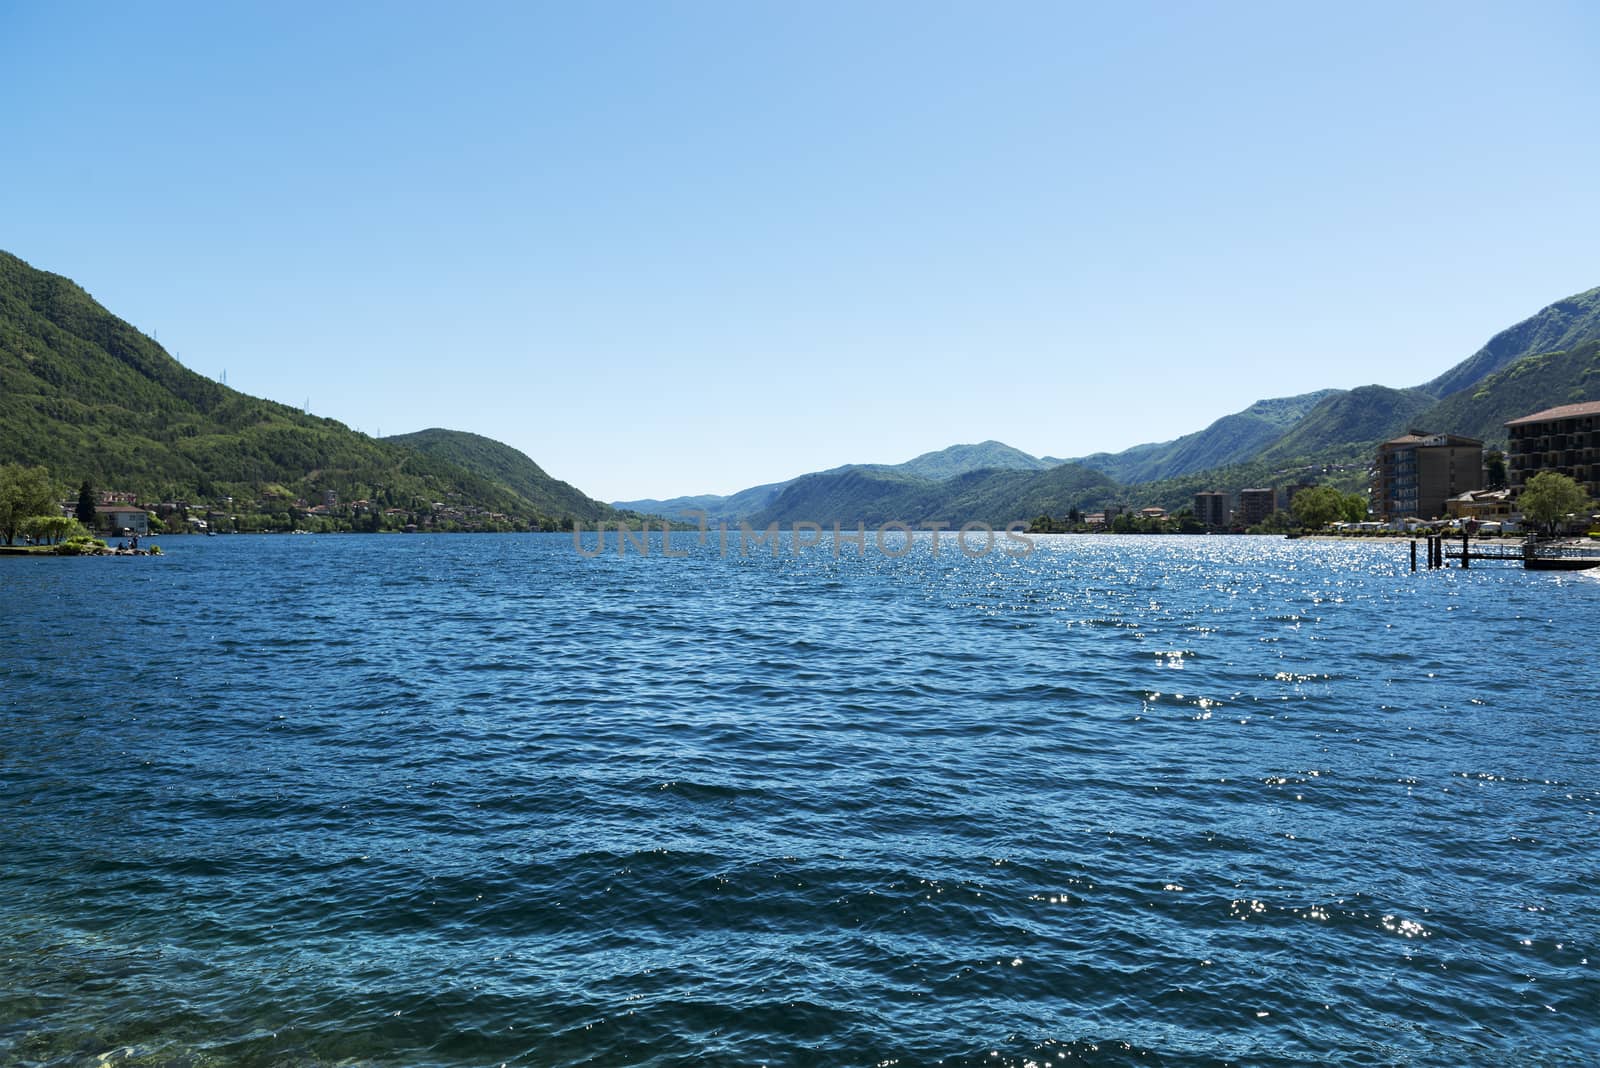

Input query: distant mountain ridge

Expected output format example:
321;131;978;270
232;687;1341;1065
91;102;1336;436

612;440;1052;521
869;440;1053;480
749;462;1118;528
1057;285;1600;487
622;282;1600;524
1069;391;1337;483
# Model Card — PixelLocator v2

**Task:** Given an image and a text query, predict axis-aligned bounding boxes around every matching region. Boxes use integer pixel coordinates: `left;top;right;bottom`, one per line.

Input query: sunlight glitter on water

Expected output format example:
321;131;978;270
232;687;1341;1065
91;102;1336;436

2;534;1598;1066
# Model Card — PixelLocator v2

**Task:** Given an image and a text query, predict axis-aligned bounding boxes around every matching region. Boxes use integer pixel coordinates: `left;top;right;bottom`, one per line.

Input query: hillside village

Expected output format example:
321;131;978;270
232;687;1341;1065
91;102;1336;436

71;486;526;536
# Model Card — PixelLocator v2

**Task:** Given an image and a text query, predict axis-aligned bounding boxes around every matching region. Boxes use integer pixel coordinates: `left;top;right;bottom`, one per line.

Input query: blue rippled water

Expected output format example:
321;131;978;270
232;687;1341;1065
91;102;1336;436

2;533;1597;1066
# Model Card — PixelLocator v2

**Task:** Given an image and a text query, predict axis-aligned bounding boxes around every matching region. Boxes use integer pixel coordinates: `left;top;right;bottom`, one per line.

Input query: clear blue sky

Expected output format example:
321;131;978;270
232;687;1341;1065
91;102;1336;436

4;1;1597;501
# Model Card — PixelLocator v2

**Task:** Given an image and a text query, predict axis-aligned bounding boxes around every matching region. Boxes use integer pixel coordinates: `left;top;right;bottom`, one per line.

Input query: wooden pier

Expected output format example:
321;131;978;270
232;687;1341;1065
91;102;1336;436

1414;533;1600;571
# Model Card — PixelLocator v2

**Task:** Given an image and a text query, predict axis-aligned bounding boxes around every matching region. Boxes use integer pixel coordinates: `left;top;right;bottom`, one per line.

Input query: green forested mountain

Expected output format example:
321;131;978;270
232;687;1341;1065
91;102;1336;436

934;463;1122;523
879;440;1052;480
749;462;1118;527
1062;288;1600;488
1254;385;1435;462
613;440;1054;522
1415;340;1600;449
1420;285;1600;399
1071;390;1336;484
383;428;616;523
0;250;604;527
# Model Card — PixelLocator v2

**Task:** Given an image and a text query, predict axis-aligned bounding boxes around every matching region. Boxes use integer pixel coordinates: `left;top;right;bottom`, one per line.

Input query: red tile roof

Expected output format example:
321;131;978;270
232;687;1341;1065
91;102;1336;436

1506;400;1600;426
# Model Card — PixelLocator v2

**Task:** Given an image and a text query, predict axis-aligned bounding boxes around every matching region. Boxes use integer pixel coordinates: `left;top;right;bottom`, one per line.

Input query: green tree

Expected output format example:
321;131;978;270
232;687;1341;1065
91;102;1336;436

1253;510;1297;534
1484;451;1507;491
20;515;88;545
1340;492;1369;524
1518;471;1592;535
0;464;58;545
1290;485;1343;529
75;479;97;527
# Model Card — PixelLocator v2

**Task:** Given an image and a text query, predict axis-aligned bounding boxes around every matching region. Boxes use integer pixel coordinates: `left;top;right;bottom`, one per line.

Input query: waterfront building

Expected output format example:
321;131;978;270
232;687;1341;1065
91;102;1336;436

1446;488;1514;521
1235;488;1276;527
95;505;149;535
1374;431;1484;520
1193;491;1229;529
1505;400;1600;501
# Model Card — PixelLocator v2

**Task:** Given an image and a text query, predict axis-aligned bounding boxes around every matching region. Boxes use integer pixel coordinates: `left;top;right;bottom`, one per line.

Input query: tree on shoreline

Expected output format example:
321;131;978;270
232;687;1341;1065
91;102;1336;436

1519;471;1592;535
76;479;96;526
1290;486;1342;529
20;515;87;545
0;464;58;545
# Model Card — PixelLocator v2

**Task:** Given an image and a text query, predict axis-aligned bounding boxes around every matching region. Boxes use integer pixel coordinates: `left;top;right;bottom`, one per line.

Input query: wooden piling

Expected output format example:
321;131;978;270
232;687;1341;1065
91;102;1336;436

1411;540;1417;572
1462;532;1470;570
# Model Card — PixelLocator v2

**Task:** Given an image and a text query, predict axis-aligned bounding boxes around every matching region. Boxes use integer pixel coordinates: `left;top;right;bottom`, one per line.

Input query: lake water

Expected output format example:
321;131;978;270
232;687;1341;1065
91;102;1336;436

2;533;1597;1066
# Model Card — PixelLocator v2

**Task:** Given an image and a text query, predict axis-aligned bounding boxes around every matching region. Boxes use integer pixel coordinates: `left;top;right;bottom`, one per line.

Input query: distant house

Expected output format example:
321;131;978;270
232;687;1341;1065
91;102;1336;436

1506;400;1600;501
1138;507;1167;520
95;505;149;535
1446;488;1514;521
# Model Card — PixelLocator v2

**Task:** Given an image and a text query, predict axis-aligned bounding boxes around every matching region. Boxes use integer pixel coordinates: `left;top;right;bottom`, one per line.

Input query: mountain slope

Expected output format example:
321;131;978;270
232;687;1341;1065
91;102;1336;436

1071;390;1337;484
1421;285;1600;398
384;428;615;523
750;462;1118;527
0;250;592;525
1415;340;1600;448
879;440;1052;480
614;440;1054;523
1256;385;1436;462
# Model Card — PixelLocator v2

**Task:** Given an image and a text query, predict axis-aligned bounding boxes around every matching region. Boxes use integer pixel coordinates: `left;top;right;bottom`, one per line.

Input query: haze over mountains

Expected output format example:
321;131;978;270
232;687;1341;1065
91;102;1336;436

3;246;1598;530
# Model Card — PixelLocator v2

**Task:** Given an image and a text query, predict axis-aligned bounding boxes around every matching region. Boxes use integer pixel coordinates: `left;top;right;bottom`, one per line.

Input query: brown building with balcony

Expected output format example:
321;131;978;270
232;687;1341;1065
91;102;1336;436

1505;400;1600;500
1235;488;1276;527
1374;431;1484;521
